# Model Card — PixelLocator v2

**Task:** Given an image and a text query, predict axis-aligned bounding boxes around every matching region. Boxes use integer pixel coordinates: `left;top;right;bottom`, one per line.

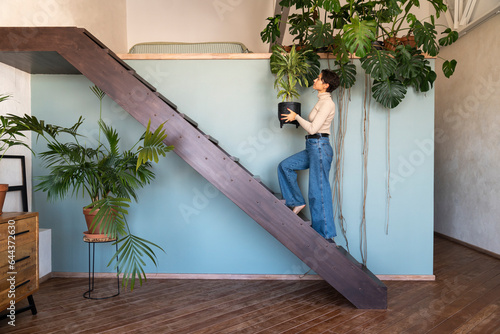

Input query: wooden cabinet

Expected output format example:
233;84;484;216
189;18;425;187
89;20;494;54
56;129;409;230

0;212;39;312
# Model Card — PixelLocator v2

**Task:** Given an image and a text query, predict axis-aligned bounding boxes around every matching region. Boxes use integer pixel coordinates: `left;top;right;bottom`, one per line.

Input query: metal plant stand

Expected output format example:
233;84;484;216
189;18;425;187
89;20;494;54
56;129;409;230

83;236;120;300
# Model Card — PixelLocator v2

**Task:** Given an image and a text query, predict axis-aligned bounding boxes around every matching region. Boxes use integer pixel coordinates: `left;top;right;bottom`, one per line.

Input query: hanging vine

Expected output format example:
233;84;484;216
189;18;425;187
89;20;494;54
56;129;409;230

360;74;371;267
332;85;351;252
386;108;391;235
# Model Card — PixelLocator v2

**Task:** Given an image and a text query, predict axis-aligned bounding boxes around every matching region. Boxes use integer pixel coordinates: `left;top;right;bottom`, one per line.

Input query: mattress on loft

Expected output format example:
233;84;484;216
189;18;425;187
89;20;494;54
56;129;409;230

128;42;251;54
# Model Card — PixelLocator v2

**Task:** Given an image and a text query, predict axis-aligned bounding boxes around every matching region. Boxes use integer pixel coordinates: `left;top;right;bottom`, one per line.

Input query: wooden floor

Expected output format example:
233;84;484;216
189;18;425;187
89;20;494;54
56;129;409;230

2;236;500;333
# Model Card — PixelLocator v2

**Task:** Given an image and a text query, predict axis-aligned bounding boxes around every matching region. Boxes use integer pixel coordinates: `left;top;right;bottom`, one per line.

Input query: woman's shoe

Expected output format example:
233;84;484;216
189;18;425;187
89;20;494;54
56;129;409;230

292;204;306;214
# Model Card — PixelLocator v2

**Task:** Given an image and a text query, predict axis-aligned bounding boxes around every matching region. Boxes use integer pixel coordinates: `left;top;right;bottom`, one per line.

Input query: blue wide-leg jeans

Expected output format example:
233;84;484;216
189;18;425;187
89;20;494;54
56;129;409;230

277;137;336;239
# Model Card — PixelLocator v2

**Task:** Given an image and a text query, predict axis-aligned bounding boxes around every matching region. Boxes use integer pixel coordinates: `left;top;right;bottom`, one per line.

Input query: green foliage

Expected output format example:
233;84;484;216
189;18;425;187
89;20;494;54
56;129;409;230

137;119;171;170
438;28;458;46
1;95;32;159
343;16;377;58
260;0;460;109
260;15;282;44
111;234;164;291
5;85;173;290
288;12;316;46
361;49;398;81
442;59;457;78
372;77;408;108
411;17;439;56
334;61;357;88
308;20;335;49
394;45;436;92
270;45;320;102
318;0;341;13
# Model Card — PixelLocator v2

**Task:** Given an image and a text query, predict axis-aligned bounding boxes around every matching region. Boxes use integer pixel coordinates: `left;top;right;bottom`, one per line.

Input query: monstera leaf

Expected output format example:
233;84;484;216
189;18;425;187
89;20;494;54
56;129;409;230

318;0;341;13
361;49;397;81
372;76;407;109
342;16;377;58
412;65;436;92
335;61;357;89
439;28;459;46
308;20;335;49
395;45;424;79
442;59;457;78
393;45;435;92
411;15;439;56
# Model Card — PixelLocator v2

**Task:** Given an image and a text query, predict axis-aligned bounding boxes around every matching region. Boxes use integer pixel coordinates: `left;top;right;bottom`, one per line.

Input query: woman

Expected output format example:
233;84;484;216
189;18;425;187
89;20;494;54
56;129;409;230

278;69;340;241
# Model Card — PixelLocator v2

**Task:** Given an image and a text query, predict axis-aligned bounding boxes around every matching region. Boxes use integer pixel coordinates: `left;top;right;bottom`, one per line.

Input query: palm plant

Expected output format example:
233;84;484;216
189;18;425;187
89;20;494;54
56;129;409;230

1;94;31;159
271;44;320;102
7;85;174;290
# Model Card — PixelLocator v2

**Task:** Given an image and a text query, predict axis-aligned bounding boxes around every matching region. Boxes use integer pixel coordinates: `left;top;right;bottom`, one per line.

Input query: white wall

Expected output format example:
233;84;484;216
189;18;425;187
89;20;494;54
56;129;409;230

0;63;32;212
126;0;273;53
0;0;128;53
435;14;500;255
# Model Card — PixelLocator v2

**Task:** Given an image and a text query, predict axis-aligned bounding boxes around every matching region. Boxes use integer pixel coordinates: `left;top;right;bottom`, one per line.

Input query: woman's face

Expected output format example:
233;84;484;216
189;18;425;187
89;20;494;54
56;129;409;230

313;73;328;93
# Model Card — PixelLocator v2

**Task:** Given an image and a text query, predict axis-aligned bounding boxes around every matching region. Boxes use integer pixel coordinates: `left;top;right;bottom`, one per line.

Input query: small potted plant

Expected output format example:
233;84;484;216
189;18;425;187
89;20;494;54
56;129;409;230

7;86;174;290
270;44;320;128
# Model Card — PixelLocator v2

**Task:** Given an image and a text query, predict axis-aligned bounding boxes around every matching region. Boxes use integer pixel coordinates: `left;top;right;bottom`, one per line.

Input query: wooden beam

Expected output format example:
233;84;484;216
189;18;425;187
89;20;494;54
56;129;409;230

269;1;290;51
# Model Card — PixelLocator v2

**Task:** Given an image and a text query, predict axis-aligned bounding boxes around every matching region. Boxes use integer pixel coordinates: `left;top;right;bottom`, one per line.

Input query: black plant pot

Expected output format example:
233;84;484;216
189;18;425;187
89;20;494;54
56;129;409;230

278;102;301;128
372;40;384;50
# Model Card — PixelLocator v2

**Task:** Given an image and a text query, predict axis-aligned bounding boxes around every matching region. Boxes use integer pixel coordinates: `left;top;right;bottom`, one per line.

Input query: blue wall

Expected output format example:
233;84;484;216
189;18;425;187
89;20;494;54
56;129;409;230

31;58;434;276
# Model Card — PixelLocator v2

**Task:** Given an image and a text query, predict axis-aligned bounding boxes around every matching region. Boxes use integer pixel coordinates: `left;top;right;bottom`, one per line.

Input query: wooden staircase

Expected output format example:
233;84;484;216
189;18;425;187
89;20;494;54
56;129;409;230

0;27;387;309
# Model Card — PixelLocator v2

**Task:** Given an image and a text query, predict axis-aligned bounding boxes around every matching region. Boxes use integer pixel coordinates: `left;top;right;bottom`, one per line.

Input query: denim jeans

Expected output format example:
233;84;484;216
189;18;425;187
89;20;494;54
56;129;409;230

278;137;336;239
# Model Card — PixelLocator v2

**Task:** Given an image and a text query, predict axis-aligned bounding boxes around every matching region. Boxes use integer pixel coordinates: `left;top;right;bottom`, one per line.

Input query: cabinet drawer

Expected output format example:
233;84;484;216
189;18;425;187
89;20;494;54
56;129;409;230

0;217;37;245
0;275;37;311
0;240;37;276
0;262;36;292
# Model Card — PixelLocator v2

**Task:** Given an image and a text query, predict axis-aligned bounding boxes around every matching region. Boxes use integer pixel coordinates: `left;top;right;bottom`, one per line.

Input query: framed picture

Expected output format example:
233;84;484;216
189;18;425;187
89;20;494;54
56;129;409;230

0;155;28;212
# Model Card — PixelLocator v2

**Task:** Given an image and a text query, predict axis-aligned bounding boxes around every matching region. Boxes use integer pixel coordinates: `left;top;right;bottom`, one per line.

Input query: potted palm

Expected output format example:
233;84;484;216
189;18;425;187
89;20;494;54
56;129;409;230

7;85;174;290
270;44;320;128
0;94;32;214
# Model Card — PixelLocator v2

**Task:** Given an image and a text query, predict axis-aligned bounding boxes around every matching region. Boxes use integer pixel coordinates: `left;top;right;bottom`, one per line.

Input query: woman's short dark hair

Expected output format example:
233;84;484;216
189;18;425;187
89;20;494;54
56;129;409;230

321;69;340;93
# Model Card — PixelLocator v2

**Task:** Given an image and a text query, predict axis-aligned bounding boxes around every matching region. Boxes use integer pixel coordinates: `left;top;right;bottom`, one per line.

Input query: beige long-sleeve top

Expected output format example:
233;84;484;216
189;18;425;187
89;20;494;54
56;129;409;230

296;92;335;135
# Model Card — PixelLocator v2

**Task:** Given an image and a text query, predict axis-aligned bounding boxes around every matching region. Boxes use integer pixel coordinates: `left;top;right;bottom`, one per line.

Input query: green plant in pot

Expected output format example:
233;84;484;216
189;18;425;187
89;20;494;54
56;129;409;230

0;94;33;214
271;44;320;128
7;86;174;290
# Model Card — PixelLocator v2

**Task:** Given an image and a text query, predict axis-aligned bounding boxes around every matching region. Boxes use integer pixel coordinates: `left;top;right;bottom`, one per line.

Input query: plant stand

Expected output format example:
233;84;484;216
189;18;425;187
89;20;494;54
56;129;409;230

83;236;120;300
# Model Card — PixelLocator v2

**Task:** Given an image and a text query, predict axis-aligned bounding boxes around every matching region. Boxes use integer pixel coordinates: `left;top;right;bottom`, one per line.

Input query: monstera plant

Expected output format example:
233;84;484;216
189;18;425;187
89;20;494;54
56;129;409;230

342;0;458;108
261;0;459;108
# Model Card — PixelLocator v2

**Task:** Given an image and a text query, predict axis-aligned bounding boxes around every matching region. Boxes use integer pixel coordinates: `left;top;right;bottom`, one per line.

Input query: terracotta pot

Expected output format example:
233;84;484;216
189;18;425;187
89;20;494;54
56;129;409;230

399;35;416;48
0;184;8;215
384;37;400;51
282;45;305;52
83;207;114;237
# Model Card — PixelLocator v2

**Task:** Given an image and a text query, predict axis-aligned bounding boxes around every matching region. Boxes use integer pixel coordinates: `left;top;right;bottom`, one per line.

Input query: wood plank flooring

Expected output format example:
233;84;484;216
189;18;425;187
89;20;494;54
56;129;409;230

1;235;500;333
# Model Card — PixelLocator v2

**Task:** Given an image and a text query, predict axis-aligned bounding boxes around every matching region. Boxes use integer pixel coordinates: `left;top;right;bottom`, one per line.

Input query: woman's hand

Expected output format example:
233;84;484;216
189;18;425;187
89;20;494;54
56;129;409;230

281;108;297;122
